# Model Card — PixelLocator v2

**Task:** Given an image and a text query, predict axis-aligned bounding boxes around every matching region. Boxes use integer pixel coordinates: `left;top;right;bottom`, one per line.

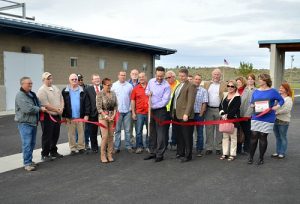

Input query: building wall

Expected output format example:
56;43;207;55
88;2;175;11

0;32;154;111
0;32;153;86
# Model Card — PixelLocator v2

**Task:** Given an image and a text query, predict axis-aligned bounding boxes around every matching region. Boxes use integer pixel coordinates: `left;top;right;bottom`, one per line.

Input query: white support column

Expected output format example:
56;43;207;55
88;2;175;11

270;44;285;88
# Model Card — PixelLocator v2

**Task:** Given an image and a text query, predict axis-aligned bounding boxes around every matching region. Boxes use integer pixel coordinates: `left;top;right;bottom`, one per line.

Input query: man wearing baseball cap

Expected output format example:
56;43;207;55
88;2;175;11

37;72;64;161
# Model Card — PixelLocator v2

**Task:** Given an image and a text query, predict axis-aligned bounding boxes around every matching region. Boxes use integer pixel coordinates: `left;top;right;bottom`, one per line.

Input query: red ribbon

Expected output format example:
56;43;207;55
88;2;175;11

48;115;107;129
152;115;251;126
256;108;272;117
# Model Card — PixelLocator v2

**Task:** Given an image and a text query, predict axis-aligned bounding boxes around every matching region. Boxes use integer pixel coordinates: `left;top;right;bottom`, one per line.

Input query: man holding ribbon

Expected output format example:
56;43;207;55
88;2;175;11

37;72;64;161
144;66;171;162
62;73;89;155
171;68;197;162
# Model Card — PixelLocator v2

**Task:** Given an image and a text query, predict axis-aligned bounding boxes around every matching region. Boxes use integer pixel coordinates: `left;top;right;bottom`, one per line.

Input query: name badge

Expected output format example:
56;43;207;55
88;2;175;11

254;100;270;114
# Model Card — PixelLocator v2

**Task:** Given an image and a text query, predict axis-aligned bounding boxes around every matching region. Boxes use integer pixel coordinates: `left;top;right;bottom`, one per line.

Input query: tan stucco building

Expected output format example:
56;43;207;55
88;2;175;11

0;17;176;111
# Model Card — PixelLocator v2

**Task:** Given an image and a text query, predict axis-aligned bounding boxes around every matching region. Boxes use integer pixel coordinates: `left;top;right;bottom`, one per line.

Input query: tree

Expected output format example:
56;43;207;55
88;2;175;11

236;62;254;77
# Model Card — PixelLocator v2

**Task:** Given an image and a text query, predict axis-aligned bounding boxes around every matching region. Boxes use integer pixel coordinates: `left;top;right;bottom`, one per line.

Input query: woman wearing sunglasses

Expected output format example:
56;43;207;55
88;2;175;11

248;74;284;165
219;80;241;161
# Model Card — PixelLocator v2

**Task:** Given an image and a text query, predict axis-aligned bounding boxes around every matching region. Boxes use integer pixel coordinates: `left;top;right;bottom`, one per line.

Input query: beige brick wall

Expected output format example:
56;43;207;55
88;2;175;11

0;32;154;85
0;32;155;111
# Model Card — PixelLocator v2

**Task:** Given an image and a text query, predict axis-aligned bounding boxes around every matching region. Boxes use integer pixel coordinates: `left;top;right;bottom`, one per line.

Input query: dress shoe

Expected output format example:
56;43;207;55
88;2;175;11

113;149;120;154
155;157;164;162
41;155;53;162
256;159;264;165
78;149;85;154
205;150;213;155
216;150;222;155
180;157;191;163
92;149;98;153
70;151;77;156
144;155;156;160
247;158;253;164
50;152;63;159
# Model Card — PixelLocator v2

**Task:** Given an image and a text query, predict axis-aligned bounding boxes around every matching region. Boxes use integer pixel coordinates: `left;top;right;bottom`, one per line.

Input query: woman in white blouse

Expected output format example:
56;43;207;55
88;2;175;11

272;82;293;159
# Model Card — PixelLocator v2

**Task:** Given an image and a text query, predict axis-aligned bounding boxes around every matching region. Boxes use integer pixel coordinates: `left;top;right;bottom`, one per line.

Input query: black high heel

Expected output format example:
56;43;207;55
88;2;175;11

256;159;264;165
247;158;253;164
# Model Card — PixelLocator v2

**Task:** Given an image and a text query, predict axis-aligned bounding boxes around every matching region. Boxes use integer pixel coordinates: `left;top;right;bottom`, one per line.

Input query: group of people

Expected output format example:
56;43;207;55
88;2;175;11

15;67;293;171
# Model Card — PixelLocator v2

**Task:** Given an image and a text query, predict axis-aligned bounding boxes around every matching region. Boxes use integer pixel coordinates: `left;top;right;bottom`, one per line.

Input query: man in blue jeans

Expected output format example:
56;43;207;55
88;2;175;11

112;71;133;153
193;74;208;157
15;76;46;171
131;72;149;154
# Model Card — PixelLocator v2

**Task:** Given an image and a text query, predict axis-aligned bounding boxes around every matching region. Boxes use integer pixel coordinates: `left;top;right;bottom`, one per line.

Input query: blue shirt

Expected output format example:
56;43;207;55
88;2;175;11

251;88;284;123
194;86;208;113
69;87;81;118
111;81;133;113
145;78;171;109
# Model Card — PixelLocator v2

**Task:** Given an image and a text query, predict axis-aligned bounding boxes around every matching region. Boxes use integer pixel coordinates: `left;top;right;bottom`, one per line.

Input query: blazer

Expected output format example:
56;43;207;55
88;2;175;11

219;92;241;127
204;81;227;101
171;81;197;119
85;85;102;118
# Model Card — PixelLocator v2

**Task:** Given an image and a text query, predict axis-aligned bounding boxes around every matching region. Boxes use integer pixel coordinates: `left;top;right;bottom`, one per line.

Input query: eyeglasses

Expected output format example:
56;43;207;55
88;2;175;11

227;85;235;88
71;78;78;81
78;79;83;82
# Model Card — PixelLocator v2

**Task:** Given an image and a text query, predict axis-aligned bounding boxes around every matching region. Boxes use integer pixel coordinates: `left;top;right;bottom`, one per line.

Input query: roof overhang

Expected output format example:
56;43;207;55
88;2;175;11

0;17;177;56
258;39;300;52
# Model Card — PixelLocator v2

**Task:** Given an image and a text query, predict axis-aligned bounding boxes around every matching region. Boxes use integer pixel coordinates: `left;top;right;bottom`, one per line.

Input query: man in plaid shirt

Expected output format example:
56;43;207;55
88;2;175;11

193;74;208;157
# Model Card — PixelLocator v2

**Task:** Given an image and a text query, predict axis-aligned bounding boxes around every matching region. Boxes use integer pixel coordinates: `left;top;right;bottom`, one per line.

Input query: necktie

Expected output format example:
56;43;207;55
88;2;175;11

96;85;99;93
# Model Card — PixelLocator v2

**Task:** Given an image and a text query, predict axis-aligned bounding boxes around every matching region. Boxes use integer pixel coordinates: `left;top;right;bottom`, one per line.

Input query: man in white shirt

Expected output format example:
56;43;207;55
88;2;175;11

203;69;227;155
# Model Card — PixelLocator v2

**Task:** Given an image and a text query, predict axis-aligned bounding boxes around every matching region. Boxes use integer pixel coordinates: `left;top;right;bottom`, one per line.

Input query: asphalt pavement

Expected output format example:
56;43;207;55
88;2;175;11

0;102;299;204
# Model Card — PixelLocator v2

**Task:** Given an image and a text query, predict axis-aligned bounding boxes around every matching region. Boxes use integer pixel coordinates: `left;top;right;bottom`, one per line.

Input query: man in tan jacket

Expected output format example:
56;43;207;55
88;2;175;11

203;68;227;155
171;68;197;162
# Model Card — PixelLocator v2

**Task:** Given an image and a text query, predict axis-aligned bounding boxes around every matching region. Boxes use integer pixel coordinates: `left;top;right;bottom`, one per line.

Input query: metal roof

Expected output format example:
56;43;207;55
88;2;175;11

0;16;177;55
258;39;300;51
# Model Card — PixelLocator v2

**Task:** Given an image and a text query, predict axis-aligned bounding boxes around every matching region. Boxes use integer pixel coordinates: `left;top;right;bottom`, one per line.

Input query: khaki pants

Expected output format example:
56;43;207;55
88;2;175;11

222;128;237;156
205;107;223;151
66;119;85;151
99;119;114;162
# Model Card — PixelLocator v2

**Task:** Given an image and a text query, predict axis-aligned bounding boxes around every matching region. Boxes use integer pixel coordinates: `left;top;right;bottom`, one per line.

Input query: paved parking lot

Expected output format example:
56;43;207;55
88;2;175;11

0;102;299;204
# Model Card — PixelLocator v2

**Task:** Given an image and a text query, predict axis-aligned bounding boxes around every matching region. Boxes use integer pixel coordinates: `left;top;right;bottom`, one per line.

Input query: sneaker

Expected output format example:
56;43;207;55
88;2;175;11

30;162;38;167
41;155;53;162
24;165;36;171
278;154;285;159
196;151;203;157
205;150;213;155
271;153;279;158
145;148;150;153
135;148;143;154
51;152;64;159
127;148;134;153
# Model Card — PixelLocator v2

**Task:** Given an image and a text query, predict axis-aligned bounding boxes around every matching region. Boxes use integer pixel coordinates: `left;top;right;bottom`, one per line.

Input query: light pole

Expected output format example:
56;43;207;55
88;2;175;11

289;55;294;83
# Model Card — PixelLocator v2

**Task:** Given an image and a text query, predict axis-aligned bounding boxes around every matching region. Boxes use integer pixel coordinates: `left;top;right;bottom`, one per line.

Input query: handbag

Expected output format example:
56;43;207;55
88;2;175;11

219;121;234;134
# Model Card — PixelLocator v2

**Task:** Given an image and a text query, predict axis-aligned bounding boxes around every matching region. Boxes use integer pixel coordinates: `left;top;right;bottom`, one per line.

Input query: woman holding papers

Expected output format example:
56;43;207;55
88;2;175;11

248;74;284;165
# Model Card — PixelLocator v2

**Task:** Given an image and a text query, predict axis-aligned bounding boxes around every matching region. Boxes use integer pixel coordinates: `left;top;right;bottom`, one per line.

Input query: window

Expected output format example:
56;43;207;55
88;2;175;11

99;59;106;70
70;57;78;68
123;61;128;71
142;63;147;71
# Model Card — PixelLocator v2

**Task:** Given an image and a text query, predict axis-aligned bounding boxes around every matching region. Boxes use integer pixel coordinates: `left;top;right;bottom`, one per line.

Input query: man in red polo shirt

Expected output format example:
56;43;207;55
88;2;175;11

131;72;149;154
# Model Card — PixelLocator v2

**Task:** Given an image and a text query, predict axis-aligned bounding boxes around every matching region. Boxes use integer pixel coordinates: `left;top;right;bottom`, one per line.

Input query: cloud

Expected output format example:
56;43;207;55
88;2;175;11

3;0;300;68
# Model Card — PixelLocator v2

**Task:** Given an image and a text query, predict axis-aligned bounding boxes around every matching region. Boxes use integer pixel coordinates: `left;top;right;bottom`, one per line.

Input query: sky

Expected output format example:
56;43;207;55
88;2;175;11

1;0;300;69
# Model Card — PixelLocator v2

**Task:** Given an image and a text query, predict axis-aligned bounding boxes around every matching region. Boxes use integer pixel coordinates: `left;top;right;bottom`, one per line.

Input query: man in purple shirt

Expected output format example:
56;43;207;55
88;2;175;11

144;66;171;162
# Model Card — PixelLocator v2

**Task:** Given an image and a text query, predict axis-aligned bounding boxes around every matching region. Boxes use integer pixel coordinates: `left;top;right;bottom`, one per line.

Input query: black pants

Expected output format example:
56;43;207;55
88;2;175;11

249;131;268;160
174;115;194;160
41;113;61;156
149;107;168;158
240;120;251;152
86;117;99;151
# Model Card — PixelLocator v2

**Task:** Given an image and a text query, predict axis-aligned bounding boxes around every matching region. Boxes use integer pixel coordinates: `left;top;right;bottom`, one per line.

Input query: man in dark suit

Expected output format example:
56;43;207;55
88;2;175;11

171;68;197;162
85;74;102;153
